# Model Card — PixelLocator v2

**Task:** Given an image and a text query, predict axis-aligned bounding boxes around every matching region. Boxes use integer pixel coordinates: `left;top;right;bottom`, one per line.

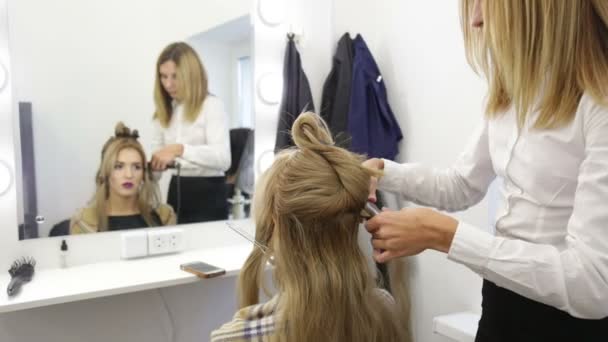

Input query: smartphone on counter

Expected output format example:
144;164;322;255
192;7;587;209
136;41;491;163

180;261;226;278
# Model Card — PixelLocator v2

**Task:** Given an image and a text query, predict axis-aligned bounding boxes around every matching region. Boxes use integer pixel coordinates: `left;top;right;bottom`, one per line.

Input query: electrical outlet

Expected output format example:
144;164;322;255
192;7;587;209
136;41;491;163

121;231;148;259
148;228;184;255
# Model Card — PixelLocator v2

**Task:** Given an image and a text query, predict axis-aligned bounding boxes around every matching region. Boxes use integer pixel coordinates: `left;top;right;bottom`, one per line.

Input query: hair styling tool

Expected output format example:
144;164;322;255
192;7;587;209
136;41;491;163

365;200;387;252
7;257;36;297
171;162;181;223
364;201;381;217
148;161;181;222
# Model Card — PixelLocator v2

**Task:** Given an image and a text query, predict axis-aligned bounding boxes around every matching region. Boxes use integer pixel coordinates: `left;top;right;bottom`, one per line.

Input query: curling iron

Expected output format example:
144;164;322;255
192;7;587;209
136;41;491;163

364;201;381;217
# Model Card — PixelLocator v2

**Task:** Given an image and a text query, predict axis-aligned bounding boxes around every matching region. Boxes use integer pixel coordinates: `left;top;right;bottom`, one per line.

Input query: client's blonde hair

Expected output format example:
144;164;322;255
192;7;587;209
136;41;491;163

238;112;411;342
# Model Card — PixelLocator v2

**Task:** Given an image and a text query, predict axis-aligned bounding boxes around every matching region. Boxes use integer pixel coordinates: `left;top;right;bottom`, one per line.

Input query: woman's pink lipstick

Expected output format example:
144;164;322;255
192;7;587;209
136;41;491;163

122;182;134;189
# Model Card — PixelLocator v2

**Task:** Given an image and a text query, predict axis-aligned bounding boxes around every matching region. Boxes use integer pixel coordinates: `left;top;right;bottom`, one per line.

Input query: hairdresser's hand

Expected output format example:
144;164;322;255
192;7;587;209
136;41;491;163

365;207;458;263
362;158;384;203
151;144;183;171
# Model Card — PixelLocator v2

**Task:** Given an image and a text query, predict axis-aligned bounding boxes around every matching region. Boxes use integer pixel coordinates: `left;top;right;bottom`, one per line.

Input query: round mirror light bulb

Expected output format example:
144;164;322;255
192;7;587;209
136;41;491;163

258;0;285;26
0;160;13;196
257;72;282;105
256;149;275;176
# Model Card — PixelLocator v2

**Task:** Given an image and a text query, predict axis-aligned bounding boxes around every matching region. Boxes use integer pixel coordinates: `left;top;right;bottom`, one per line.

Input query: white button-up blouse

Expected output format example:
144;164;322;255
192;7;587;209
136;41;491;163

379;93;608;319
151;95;231;177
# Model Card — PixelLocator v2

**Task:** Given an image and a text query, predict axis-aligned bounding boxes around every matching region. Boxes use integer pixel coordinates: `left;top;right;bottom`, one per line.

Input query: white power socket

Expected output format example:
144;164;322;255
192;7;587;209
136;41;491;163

148;228;184;255
121;231;148;259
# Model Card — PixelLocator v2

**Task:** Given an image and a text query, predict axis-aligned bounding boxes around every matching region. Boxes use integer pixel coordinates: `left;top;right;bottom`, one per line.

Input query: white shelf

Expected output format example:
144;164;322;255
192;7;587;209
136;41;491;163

0;244;253;314
433;312;479;342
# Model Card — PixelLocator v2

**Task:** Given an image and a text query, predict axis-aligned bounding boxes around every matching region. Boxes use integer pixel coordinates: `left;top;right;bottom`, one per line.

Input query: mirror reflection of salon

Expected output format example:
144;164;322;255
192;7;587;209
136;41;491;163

150;42;232;224
12;11;254;239
70;123;176;234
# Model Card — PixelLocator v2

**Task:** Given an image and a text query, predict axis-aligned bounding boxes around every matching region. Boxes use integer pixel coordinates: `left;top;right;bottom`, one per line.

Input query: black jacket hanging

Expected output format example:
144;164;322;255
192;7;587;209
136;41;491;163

274;34;315;152
320;33;354;148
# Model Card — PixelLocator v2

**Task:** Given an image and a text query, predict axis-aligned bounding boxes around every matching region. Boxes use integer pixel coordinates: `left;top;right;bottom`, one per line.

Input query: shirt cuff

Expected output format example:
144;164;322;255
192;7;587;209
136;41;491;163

378;159;404;192
447;221;494;275
181;143;194;162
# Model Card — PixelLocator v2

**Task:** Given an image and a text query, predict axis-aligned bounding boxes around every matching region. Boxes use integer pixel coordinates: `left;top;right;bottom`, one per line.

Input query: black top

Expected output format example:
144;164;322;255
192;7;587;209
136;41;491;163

108;211;161;231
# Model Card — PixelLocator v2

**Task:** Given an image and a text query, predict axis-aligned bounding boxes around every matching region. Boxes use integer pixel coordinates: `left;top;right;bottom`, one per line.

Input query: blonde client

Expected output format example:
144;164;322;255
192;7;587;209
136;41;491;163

212;112;411;342
71;122;175;233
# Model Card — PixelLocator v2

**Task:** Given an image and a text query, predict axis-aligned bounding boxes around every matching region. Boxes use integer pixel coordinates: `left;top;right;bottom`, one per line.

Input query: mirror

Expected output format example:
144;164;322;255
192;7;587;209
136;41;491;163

9;0;254;239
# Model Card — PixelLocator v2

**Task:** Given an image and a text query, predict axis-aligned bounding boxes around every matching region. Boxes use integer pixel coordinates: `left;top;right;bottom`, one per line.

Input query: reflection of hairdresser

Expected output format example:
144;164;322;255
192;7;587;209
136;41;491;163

212;112;411;342
150;42;231;224
70;123;176;234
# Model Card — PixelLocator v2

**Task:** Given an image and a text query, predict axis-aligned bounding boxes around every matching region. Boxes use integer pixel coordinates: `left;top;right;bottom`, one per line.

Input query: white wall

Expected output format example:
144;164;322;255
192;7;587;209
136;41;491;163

8;0;250;237
331;0;489;341
230;40;254;128
188;33;252;130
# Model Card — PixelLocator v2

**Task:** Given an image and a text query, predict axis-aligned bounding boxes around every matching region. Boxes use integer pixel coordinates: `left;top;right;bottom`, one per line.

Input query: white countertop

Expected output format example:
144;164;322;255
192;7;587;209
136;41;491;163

0;243;253;314
433;312;479;342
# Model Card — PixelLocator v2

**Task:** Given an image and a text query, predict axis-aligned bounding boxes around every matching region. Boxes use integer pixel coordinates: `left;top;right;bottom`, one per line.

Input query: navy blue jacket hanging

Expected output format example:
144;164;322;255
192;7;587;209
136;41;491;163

320;33;354;147
274;34;315;152
347;34;402;160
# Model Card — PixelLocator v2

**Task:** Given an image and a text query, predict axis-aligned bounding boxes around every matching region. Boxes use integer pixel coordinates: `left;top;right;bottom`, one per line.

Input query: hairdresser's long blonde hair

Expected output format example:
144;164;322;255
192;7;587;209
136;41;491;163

153;42;208;128
238;112;411;342
460;0;608;129
93;123;161;231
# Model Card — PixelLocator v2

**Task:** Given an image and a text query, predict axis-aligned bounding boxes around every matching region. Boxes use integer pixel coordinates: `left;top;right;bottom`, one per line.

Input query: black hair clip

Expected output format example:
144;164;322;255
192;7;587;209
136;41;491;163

7;257;36;297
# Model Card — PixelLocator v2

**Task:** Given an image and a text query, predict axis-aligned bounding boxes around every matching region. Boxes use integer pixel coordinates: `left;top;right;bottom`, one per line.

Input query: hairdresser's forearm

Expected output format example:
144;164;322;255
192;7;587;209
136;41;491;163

424;210;458;253
168;144;184;157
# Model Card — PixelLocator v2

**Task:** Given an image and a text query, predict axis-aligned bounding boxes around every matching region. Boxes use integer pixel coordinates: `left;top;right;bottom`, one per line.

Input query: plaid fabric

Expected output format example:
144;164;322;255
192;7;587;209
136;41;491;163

211;295;279;342
210;289;395;341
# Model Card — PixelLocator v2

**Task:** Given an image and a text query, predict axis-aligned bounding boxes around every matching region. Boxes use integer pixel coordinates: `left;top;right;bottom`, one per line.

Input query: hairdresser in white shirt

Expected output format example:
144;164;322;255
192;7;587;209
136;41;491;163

365;1;608;341
150;42;231;224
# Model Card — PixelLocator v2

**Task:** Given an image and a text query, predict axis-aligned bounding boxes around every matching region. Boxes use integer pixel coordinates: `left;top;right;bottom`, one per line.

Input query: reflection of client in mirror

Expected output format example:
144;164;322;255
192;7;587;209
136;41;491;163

151;42;231;224
70;123;176;234
212;113;410;342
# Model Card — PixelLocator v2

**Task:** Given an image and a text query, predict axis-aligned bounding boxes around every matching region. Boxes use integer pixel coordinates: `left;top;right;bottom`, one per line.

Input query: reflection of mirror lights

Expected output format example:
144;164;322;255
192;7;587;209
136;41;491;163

257;0;285;26
0;160;13;196
257;72;282;105
256;149;275;176
0;60;7;92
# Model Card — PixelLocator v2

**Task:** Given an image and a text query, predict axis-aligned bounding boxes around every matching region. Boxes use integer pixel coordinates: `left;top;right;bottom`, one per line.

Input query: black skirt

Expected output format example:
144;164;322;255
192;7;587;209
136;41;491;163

167;175;228;224
475;280;608;342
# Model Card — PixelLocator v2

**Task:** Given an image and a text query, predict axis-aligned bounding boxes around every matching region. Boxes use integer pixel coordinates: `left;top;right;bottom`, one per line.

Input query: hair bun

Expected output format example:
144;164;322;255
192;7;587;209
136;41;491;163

114;122;139;140
291;112;335;152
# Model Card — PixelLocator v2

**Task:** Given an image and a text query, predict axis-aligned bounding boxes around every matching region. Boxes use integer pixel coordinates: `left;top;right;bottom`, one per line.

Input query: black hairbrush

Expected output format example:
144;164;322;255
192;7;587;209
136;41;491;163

7;257;36;297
